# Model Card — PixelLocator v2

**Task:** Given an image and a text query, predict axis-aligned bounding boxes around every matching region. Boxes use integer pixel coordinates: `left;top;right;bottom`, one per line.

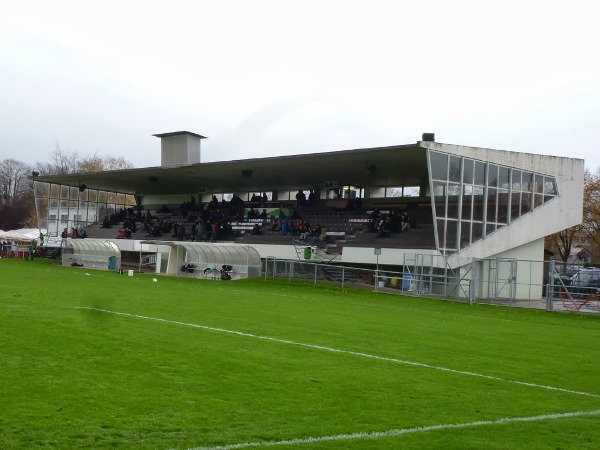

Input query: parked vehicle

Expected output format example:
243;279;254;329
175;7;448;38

568;268;600;298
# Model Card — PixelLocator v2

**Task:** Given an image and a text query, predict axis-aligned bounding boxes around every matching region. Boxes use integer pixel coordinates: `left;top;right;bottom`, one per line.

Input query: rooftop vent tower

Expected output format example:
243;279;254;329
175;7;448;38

153;131;207;167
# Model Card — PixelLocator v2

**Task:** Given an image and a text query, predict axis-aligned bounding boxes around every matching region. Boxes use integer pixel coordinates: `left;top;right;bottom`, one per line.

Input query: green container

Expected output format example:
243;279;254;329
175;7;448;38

304;247;311;260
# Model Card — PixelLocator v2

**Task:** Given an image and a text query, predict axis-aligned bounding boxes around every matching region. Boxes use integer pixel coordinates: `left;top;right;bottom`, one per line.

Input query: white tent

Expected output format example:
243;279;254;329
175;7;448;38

0;228;44;242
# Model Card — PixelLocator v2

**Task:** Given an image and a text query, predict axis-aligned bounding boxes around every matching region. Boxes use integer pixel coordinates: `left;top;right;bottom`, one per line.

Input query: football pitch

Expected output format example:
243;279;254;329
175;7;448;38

2;258;600;449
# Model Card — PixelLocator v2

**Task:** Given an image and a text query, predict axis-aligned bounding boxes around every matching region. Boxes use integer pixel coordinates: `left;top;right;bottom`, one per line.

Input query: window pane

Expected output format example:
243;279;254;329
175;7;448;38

511;192;521;221
487;187;497;222
433;181;446;219
488;165;499;187
522;172;533;192
446;220;458;250
436;219;445;250
429;151;448;181
448;183;461;196
544;176;557;195
460;220;471;249
511;170;522;191
463;159;474;184
370;187;386;198
534;193;543;208
449;156;461;182
499;167;510;189
403;186;420;197
462;188;473;220
474;161;486;185
521;192;532;214
472;222;484;244
535;174;544;193
447;182;460;219
497;190;509;224
473;187;485;221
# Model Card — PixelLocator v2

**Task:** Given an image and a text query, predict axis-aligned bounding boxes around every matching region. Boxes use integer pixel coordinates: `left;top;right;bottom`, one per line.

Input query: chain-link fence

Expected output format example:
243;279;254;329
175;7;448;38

262;256;600;314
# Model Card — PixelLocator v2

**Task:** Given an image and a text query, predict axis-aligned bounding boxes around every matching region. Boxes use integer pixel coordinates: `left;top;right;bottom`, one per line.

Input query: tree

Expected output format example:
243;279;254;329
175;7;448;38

0;159;33;229
580;169;600;255
545;227;582;267
0;159;31;204
79;153;134;172
546;168;600;266
38;146;135;175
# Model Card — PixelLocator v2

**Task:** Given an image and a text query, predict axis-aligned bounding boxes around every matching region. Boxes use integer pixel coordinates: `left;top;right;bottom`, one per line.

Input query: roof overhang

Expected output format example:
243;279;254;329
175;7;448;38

31;143;429;195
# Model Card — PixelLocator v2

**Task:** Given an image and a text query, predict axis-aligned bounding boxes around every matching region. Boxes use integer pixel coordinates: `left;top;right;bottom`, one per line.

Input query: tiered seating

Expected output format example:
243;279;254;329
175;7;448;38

294;207;371;234
83;203;438;251
345;224;436;249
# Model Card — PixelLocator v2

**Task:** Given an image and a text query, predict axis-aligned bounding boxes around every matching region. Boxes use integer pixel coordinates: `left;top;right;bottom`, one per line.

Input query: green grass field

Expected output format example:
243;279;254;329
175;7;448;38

2;258;600;449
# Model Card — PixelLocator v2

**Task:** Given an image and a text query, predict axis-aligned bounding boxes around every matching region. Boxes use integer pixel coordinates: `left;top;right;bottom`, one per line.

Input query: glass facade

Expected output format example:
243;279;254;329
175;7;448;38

428;150;558;255
34;181;136;237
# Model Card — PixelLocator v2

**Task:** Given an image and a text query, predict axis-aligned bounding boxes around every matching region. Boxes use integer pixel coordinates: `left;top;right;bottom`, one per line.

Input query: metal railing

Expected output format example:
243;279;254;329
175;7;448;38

261;256;600;314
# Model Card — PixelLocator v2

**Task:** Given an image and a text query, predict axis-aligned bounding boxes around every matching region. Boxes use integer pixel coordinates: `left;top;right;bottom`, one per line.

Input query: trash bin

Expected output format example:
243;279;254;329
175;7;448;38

304;247;311;260
402;274;412;290
108;256;117;270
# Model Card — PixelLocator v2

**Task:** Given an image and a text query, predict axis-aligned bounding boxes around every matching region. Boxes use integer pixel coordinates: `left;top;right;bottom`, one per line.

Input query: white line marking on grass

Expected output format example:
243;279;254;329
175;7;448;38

180;409;600;450
76;307;600;399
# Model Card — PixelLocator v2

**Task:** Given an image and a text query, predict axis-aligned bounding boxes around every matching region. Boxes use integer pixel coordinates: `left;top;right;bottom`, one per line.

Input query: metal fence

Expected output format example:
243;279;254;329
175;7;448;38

262;256;600;314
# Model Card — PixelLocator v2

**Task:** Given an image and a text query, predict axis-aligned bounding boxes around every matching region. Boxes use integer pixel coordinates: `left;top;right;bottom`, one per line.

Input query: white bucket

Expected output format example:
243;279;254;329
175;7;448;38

128;270;134;276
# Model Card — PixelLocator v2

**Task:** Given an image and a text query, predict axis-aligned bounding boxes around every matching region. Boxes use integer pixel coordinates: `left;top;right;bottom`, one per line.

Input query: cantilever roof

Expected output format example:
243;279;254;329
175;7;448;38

31;142;429;196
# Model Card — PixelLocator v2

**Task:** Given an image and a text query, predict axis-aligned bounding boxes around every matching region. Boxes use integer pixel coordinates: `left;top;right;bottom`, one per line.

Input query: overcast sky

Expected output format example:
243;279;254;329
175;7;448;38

1;0;599;172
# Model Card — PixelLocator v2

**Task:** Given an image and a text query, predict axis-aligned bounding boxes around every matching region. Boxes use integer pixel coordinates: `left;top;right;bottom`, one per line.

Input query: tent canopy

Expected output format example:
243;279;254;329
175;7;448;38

0;228;45;242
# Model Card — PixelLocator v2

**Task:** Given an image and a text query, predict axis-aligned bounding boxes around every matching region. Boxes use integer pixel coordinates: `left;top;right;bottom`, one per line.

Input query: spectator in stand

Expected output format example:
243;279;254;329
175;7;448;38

299;220;312;241
294;219;304;238
311;224;322;246
61;228;68;238
213;208;224;222
143;210;152;230
252;223;262;235
193;221;203;241
210;220;219;241
71;228;78;239
400;211;412;232
308;189;317;207
247;208;258;219
377;216;391;238
281;218;289;236
370;210;382;233
295;189;306;207
270;218;281;232
102;215;111;228
259;209;268;219
117;229;126;239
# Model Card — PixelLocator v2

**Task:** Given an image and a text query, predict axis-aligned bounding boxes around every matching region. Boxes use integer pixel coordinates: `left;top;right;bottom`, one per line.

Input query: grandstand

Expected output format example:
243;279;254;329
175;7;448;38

30;131;584;303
